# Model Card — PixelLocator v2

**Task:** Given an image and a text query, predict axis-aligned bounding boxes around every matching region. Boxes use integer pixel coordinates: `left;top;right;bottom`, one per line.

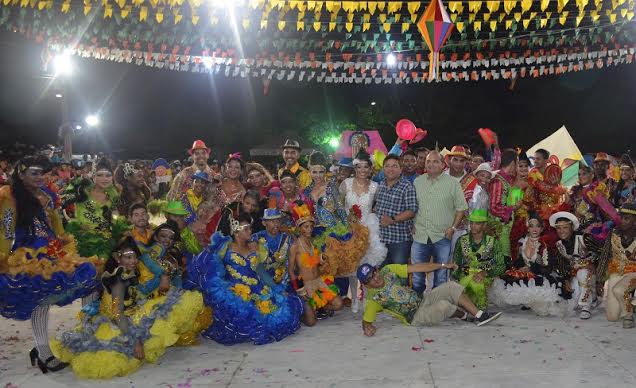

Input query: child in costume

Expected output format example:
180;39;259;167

181;171;212;226
63;158;128;260
288;201;344;326
251;208;293;287
51;237;206;378
452;209;505;309
137;222;184;295
490;213;565;316
0;156;103;374
185;209;303;345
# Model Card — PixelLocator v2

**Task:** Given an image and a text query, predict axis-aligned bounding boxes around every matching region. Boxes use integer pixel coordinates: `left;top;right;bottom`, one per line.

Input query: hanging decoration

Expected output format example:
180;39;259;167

417;0;455;80
0;0;635;83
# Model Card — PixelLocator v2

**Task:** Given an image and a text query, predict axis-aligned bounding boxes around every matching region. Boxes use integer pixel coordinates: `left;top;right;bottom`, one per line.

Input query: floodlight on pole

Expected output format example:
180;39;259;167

370;101;376;106
386;53;397;66
53;53;73;76
85;114;99;127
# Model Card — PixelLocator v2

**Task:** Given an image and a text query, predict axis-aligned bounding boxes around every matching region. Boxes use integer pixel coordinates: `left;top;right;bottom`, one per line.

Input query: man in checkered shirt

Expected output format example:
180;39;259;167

373;154;418;266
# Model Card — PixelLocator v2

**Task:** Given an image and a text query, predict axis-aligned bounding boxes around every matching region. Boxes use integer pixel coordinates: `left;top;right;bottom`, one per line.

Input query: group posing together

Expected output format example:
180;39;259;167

0;134;635;379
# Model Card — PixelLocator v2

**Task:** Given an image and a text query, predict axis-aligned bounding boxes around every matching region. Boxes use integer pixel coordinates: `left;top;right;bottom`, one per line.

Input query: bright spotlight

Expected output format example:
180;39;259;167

55;93;63;98
75;124;83;130
370;101;376;106
386;53;397;66
328;137;340;149
85;115;99;127
53;53;73;76
202;56;214;69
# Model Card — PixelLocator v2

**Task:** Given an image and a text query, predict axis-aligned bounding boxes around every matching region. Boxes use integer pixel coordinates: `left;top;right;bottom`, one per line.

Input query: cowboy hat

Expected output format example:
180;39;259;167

188;140;211;155
549;211;580;231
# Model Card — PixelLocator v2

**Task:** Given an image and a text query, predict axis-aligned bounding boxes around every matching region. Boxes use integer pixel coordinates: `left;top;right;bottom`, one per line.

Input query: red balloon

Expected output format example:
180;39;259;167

410;128;428;144
395;119;416;140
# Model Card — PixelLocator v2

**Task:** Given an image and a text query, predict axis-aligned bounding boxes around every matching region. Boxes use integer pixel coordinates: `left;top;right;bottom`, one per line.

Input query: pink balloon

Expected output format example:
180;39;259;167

395;119;416;140
410;128;428;144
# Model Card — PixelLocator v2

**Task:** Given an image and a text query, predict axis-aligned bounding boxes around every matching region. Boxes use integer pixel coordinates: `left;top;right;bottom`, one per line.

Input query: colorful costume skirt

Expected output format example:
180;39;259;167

297;275;339;309
185;234;303;346
458;274;493;310
0;236;103;320
50;289;207;379
489;276;565;317
315;222;369;277
65;218;129;260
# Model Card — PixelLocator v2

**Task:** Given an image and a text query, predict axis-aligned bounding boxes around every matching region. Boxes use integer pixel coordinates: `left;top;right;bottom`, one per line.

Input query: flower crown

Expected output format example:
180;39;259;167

123;163;138;178
289;201;314;226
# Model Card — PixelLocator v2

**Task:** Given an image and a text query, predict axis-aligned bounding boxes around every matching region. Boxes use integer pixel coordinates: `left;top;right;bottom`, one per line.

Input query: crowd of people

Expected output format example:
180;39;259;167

0;133;635;379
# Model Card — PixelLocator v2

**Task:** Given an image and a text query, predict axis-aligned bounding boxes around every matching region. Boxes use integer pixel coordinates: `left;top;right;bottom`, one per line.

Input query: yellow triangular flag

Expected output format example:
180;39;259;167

514;12;522;22
541;0;550;11
346;21;353;31
140;5;147;21
61;0;70;12
382;22;390;32
278;20;286;30
401;22;409;33
104;4;113;18
521;0;532;12
522;18;530;28
474;20;482;31
84;4;92;15
363;22;371;31
192;14;199;25
490;20;497;31
313;21;321;31
483;13;491;21
297;20;305;30
540;18;548;27
456;21;465;32
504;0;517;14
174;14;182;24
575;14;584;26
505;19;512;29
408;1;420;14
121;5;131;18
559;11;568;24
329;21;336;31
609;13;617;22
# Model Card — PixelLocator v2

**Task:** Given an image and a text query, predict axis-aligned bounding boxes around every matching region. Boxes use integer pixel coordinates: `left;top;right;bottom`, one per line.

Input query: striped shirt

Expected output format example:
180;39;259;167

413;173;468;244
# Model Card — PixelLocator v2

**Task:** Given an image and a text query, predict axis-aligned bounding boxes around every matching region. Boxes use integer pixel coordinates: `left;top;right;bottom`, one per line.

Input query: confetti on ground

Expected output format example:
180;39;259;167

423;339;434;343
411;346;423;352
253;368;268;373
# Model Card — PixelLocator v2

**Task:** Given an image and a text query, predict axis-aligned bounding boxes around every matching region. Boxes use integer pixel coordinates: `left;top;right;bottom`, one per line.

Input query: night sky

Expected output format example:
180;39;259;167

1;30;636;160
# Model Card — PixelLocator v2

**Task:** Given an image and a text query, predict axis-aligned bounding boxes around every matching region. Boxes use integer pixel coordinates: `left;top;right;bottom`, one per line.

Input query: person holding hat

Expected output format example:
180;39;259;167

489;149;521;261
452;209;505;309
358;261;502;337
251;208;293;287
490;212;564;316
185;209;303;344
0;155;103;373
181;171;212;226
550;211;599;320
597;203;636;328
288;201;343;326
278;139;312;190
167;140;215;201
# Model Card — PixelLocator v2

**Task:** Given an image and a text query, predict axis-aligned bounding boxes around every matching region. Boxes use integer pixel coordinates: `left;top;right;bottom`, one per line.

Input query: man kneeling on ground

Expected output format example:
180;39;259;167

357;262;502;336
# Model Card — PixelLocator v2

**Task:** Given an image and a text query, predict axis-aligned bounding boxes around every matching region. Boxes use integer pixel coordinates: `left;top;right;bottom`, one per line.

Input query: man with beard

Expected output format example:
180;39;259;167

550;211;599;320
167;140;215;201
117;163;151;215
598;203;636;328
277;139;311;190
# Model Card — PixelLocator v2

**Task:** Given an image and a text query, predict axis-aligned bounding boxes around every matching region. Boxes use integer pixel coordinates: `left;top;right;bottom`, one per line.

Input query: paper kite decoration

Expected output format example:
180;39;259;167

417;0;455;81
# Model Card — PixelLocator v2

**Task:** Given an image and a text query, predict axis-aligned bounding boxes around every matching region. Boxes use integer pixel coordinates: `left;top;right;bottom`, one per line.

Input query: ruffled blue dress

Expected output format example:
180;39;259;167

185;233;303;345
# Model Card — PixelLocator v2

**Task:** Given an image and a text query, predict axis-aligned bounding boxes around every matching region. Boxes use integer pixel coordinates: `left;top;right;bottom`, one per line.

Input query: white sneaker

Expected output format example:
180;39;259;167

351;298;359;314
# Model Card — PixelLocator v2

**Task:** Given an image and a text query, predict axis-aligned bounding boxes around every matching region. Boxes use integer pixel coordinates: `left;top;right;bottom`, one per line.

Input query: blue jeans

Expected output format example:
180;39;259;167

334;277;350;297
410;238;452;293
382;240;413;266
